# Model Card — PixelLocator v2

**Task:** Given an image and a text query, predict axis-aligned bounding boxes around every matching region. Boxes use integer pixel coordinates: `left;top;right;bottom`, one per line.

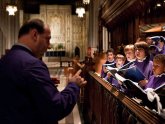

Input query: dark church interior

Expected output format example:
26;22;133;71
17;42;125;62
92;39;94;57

0;0;165;124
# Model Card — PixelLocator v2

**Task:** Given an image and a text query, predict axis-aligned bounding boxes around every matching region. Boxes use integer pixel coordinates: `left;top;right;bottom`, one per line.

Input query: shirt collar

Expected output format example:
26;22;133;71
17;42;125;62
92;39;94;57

107;59;115;63
137;57;147;62
128;58;136;62
155;73;165;77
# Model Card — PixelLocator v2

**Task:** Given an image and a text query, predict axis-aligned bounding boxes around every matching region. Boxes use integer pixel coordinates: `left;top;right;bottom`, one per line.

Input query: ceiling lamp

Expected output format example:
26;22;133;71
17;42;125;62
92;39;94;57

83;0;90;4
76;7;85;18
6;4;17;15
156;0;162;7
156;3;161;7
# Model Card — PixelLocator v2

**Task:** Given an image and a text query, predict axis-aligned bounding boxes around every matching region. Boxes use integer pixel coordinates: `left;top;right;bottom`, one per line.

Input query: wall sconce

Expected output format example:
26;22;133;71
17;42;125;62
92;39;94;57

76;7;85;18
6;4;17;16
83;0;90;4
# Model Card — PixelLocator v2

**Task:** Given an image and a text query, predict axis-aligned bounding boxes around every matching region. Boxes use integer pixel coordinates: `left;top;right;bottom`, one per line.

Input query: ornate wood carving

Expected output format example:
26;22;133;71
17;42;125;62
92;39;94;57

100;0;148;29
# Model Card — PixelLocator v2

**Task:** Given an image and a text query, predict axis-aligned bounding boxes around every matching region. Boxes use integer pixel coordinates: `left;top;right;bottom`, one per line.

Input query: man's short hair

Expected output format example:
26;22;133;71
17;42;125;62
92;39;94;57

18;19;45;38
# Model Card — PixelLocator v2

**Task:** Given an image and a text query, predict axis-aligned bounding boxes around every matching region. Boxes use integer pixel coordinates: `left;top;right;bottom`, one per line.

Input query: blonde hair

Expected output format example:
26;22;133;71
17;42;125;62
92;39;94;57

124;44;135;52
115;54;125;61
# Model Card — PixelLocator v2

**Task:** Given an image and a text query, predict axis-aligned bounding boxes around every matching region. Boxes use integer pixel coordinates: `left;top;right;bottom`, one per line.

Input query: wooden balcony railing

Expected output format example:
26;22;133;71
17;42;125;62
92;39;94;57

80;71;165;124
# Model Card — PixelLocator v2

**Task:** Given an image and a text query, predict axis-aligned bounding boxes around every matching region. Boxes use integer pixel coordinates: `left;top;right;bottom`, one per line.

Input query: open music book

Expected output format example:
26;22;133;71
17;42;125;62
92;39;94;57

103;62;115;67
115;73;165;94
114;73;142;88
106;61;145;82
115;73;165;109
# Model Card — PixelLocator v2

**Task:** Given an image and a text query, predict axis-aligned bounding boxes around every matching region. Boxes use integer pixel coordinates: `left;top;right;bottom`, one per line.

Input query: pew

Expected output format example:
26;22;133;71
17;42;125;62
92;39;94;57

80;72;165;124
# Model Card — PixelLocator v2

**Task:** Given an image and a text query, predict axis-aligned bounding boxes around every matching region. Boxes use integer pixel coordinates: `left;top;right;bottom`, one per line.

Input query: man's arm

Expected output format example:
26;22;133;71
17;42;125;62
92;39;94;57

24;60;81;122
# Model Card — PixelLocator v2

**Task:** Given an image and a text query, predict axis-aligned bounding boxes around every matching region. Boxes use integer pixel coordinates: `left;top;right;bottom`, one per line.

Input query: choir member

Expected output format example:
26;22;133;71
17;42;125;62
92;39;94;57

103;54;125;89
146;37;153;46
105;48;115;64
101;48;115;78
134;41;153;79
150;36;165;55
148;45;159;61
150;36;160;45
157;36;165;54
134;41;153;87
94;52;107;77
124;44;136;64
115;54;126;68
145;54;165;89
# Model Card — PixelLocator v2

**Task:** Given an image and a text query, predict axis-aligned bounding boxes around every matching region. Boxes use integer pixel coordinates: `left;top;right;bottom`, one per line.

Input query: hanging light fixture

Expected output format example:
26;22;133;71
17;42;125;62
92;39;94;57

156;3;161;7
6;1;17;16
6;5;17;15
76;7;85;18
75;0;86;18
156;0;162;7
83;0;90;4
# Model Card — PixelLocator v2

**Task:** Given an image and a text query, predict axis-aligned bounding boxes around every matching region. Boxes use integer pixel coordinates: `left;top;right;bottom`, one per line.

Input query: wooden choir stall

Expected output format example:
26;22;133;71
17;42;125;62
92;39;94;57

78;71;165;124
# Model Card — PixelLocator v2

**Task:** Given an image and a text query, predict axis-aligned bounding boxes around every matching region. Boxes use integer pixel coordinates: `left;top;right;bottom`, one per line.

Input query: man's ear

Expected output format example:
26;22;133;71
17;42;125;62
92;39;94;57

30;29;38;41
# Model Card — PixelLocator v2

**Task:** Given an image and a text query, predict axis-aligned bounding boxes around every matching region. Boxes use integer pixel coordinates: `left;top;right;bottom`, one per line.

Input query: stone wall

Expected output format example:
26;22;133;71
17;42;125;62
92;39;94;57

30;5;88;59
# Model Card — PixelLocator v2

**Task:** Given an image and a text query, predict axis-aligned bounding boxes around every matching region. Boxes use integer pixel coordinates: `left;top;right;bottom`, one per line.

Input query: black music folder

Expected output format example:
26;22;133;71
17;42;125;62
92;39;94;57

106;61;145;82
115;73;165;110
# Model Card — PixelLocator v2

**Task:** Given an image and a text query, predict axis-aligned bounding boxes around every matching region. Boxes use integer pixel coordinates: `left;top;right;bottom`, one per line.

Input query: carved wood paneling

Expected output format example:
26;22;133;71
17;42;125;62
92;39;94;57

81;72;165;124
98;0;152;50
